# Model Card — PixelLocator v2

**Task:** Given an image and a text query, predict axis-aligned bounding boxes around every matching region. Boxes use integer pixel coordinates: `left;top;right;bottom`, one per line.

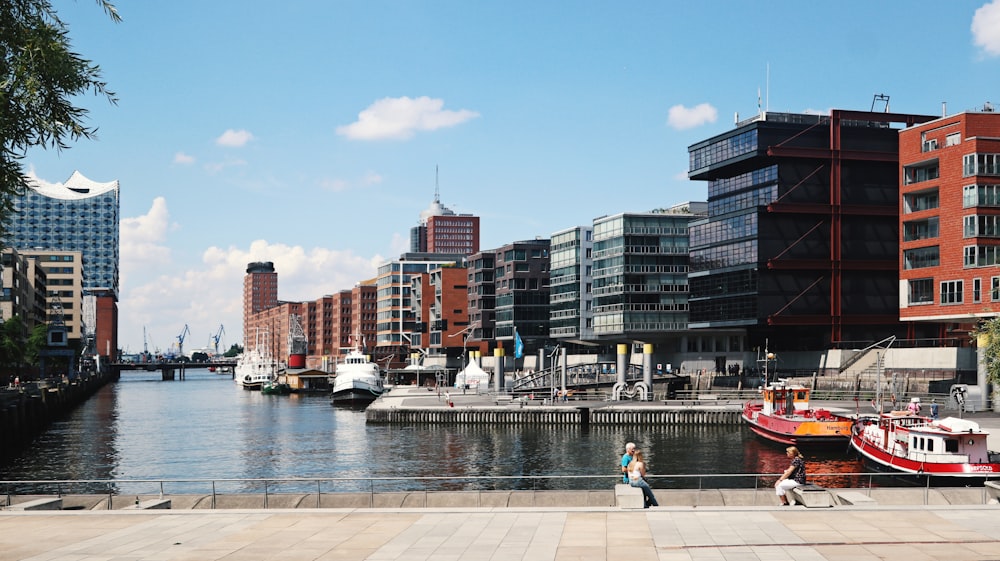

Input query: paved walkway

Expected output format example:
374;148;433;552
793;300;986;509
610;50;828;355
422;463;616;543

3;505;1000;561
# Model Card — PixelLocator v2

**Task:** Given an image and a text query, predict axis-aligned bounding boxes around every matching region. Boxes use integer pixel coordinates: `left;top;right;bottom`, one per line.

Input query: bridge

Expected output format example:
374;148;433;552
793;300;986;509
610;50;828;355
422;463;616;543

111;361;236;381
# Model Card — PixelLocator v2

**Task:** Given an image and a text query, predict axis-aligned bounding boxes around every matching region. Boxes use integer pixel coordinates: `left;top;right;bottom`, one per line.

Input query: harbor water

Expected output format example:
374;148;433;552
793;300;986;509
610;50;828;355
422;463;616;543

0;368;866;494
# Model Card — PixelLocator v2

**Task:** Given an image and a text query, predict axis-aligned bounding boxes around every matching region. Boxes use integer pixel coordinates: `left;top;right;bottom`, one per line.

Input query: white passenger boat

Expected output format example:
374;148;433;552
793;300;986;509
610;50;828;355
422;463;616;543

850;413;1000;480
330;347;384;405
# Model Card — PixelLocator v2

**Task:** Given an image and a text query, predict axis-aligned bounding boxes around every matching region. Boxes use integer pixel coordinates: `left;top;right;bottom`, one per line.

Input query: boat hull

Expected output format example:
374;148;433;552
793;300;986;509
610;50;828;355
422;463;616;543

850;432;1000;480
742;406;853;447
330;386;382;405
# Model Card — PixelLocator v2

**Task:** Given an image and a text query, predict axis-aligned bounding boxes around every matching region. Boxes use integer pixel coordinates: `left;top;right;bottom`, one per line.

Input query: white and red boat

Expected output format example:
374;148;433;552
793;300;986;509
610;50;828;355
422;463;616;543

850;413;1000;479
742;380;855;446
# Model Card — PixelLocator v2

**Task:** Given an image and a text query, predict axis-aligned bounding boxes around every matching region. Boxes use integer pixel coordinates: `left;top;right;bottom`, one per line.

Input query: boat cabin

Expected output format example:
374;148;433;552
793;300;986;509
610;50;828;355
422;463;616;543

760;382;813;416
878;415;993;466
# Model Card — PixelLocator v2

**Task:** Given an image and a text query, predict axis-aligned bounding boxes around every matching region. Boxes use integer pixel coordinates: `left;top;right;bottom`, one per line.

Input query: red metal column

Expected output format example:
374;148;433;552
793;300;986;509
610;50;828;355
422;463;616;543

830;111;843;343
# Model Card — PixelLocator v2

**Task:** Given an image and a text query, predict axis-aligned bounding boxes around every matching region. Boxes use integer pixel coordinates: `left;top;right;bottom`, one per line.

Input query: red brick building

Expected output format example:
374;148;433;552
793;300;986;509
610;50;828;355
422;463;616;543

899;108;1000;334
426;214;480;255
242;262;278;346
243;263;377;371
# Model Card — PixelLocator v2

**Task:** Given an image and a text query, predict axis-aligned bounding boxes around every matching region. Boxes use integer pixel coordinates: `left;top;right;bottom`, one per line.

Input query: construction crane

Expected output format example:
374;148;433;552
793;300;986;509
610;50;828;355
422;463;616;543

176;324;190;358
211;325;226;355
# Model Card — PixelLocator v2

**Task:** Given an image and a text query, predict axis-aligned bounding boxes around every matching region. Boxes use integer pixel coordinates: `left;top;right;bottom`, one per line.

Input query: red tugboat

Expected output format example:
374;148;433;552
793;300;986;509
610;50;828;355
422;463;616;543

742;380;855;446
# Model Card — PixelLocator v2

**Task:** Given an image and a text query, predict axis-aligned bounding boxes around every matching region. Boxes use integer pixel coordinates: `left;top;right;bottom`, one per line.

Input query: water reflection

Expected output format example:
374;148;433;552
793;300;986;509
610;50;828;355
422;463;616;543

0;369;876;494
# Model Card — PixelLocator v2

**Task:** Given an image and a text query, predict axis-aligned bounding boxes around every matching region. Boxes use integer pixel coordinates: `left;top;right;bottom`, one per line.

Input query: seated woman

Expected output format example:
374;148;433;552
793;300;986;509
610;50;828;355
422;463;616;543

775;446;806;506
627;449;659;508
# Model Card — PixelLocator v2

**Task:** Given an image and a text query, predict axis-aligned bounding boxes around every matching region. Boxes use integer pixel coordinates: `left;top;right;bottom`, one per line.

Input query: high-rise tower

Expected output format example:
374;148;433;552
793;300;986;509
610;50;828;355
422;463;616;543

409;169;480;256
243;261;278;346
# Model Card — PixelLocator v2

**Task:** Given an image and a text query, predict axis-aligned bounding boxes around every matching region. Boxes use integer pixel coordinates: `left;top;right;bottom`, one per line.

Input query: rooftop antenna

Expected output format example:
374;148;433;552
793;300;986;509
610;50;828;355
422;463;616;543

434;165;440;203
871;93;890;113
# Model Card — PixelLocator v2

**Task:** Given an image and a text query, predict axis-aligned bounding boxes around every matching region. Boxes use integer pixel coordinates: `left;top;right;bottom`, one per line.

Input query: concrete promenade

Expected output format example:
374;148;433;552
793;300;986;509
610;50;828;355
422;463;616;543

4;504;1000;561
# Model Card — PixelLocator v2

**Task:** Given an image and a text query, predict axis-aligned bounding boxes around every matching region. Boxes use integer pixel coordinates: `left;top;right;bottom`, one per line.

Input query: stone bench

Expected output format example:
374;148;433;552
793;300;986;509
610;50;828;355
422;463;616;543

5;497;62;511
495;395;513;405
986;481;1000;504
122;499;172;510
615;484;645;509
786;484;833;508
835;491;877;506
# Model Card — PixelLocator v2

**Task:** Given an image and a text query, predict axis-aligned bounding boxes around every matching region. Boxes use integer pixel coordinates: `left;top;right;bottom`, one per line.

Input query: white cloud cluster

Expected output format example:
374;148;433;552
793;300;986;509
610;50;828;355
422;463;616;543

120;197;174;285
336;96;480;140
118;199;384;353
173;152;195;165
215;129;255;147
667;103;718;130
973;1;1000;56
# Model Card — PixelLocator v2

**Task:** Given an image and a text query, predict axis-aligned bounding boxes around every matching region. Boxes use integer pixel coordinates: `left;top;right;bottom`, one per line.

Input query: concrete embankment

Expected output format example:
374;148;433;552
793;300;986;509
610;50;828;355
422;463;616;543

0;370;117;460
366;386;745;425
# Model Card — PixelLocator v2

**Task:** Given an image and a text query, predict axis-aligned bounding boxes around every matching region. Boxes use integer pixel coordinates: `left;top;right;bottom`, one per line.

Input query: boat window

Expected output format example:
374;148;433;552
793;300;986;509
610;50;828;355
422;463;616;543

796;392;806;400
945;439;959;453
928;439;934;452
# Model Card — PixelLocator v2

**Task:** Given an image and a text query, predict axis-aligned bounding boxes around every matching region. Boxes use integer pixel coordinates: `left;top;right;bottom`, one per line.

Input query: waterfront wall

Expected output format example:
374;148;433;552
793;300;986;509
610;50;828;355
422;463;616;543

0;370;117;461
366;406;742;426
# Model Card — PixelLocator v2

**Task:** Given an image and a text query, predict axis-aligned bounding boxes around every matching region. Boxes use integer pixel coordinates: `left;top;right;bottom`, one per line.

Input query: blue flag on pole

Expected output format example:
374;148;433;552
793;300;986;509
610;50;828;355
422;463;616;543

514;329;524;359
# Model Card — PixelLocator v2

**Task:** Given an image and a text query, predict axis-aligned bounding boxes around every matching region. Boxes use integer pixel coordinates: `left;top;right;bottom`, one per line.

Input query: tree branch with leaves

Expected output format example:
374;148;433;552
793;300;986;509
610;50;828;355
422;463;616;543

972;317;1000;385
0;0;119;231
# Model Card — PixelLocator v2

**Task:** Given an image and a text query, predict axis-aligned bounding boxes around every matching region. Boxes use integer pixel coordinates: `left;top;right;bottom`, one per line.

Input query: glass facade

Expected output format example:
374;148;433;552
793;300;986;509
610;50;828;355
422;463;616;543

7;173;120;299
548;226;593;339
591;212;695;336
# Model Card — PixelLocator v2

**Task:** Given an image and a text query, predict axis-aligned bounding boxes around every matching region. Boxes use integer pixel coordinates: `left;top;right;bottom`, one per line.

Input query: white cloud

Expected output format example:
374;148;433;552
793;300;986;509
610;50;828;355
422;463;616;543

120;197;174;283
667;103;718;130
173;152;195;165
118;231;385;354
215;129;255;147
973;1;1000;56
336;96;480;140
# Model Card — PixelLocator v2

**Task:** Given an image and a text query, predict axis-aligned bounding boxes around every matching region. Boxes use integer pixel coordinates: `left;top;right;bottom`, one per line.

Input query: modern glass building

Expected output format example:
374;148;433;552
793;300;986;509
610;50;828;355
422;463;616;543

7;172;120;298
549;226;593;342
591;204;705;346
687;110;938;350
5;172;120;358
493;239;551;347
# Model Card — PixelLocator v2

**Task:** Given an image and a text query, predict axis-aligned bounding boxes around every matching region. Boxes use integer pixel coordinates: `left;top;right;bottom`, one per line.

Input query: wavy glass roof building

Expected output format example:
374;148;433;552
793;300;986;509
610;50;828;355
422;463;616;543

8;172;120;297
4;171;120;357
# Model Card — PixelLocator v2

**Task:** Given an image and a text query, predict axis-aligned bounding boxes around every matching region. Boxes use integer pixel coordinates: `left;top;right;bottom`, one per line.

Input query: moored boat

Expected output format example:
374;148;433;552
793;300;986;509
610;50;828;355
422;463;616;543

330;347;383;405
850;413;1000;479
741;380;855;446
234;347;280;390
261;381;291;395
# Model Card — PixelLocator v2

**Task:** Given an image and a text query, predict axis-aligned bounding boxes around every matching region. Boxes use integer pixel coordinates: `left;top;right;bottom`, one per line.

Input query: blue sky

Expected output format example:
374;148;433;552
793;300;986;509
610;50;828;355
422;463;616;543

22;1;1000;355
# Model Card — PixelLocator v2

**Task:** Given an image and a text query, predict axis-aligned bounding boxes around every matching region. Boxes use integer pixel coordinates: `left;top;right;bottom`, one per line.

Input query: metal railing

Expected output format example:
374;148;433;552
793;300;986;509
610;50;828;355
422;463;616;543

3;472;998;509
